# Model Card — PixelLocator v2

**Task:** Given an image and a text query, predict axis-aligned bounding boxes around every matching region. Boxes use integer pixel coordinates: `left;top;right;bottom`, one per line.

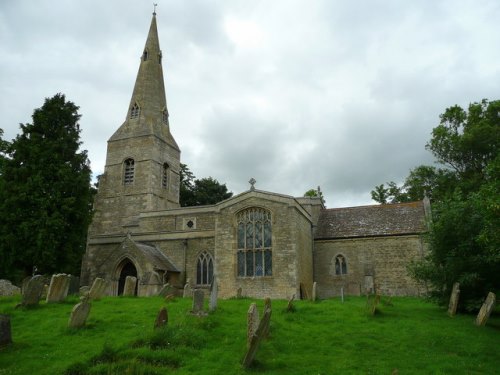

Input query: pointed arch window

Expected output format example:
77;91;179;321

162;163;169;189
123;158;135;185
130;103;140;119
196;251;214;286
334;254;347;276
162;108;169;125
237;208;272;277
142;49;149;61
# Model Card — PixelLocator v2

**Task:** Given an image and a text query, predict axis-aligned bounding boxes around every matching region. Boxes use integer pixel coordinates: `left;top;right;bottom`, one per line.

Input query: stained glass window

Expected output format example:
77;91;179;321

335;255;347;275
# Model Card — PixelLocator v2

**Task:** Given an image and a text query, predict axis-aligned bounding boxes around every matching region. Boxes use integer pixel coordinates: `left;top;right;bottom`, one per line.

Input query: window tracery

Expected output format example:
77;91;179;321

196;251;213;285
123;158;135;185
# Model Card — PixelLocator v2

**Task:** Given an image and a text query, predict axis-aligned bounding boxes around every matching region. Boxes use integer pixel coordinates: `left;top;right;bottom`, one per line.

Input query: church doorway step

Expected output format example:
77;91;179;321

117;260;138;296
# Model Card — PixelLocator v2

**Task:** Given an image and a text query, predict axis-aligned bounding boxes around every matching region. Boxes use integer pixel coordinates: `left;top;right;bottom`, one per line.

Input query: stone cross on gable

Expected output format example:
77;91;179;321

249;178;256;191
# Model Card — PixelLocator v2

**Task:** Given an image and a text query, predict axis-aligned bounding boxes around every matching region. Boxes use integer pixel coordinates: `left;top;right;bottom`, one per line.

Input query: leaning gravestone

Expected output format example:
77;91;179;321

122;276;137;296
21;275;45;306
183;279;192;298
209;276;218;312
242;305;272;368
0;280;21;297
0;314;12;347
46;274;71;303
68;297;91;329
158;283;174;297
154;307;168;329
247;303;260;348
89;278;107;300
475;292;496;327
263;298;272;338
191;290;205;315
312;282;317;302
447;282;460;317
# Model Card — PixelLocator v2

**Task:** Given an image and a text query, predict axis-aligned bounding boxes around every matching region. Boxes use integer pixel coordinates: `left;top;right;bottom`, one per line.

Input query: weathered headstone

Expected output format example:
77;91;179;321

0;280;21;296
242;306;272;368
447;282;460;317
237;287;242;298
79;286;90;296
68;298;91;329
89;277;107;300
209;276;218;312
154;307;168;329
122;276;137;296
0;314;12;347
183;279;192;298
263;297;272;338
158;283;174;297
21;275;45;306
312;282;317;301
247;303;260;348
68;275;80;295
475;292;496;327
367;293;381;316
286;294;295;312
46;274;71;303
191;289;205;315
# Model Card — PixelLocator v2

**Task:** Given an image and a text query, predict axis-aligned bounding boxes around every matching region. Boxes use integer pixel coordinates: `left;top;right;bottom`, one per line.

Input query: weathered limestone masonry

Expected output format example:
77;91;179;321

80;12;429;300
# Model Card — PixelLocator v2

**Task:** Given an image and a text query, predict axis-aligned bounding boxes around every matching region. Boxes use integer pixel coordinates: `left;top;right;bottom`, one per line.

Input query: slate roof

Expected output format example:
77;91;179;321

134;241;180;272
315;201;427;240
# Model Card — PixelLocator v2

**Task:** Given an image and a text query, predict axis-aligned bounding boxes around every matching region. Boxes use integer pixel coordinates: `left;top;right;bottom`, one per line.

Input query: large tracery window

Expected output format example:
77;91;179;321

335;254;347;276
123;158;135;185
237;208;272;277
196;251;214;286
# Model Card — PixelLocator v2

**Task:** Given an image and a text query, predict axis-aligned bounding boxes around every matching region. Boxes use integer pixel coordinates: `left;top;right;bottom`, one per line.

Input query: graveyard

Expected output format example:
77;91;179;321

0;293;499;374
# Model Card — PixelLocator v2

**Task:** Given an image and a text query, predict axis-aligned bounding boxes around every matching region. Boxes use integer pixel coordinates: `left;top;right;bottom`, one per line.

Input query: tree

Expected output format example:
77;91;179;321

0;94;94;281
179;163;232;207
389;99;500;312
304;187;326;206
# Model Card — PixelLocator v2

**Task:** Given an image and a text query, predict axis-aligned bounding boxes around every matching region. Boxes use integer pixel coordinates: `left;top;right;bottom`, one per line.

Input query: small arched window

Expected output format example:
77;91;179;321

196;251;214;286
130;103;140;119
335;254;347;276
162;163;169;189
142;49;149;61
162;108;169;125
123;158;135;185
158;51;162;64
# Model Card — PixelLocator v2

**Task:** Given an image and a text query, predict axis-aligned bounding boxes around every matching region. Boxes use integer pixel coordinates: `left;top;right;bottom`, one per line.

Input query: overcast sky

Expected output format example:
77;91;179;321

1;0;499;207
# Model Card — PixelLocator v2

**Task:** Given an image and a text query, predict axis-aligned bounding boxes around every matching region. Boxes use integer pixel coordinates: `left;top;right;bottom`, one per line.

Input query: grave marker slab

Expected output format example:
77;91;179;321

154;307;168;329
242;306;272;368
237;287;242;298
447;282;460;317
286;294;295;312
475;292;496;326
209;276;218;312
158;283;174;297
68;298;91;329
21;275;45;306
89;278;107;300
46;274;71;303
247;303;260;348
263;297;272;338
0;314;12;347
191;289;205;315
312;282;317;301
183;279;192;298
122;276;137;296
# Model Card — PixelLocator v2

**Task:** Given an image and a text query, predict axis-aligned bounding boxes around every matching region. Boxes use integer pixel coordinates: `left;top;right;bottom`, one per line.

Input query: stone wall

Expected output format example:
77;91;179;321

314;235;427;298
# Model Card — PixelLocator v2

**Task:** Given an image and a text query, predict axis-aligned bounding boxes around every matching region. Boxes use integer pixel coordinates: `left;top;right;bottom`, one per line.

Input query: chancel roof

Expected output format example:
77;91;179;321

315;201;427;240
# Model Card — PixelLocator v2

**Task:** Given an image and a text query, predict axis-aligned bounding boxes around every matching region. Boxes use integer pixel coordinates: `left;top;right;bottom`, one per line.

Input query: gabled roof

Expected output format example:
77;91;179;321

133;241;180;272
315;201;427;240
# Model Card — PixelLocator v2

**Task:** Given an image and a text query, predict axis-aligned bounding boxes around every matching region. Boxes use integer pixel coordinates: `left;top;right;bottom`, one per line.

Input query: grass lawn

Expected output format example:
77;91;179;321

0;295;498;374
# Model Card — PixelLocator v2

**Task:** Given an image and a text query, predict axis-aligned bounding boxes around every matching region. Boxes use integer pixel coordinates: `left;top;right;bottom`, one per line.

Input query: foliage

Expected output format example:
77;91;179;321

376;99;500;311
303;187;326;206
179;163;232;207
0;296;499;374
0;94;94;281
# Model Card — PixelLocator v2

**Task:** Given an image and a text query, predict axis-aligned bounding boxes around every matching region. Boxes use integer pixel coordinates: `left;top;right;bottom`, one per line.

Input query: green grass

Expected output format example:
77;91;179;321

0;295;499;374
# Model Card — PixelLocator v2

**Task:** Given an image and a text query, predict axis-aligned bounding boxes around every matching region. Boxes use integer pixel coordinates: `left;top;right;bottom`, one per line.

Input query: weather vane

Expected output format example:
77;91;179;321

153;3;158;15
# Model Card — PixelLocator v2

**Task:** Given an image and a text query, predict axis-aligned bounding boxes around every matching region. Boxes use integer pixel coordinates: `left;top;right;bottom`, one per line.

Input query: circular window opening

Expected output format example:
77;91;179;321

187;220;194;229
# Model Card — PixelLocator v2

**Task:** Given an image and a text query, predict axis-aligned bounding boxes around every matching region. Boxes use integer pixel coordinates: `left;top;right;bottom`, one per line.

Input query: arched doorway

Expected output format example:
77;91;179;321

117;260;138;296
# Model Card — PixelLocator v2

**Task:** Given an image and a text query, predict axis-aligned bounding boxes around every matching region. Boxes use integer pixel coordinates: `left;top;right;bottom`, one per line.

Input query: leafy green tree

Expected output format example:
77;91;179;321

304;187;326;205
179;163;232;207
0;94;93;281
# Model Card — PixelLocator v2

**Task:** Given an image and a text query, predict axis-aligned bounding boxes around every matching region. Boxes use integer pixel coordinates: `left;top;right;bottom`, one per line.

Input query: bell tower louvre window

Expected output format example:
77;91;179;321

123;158;135;185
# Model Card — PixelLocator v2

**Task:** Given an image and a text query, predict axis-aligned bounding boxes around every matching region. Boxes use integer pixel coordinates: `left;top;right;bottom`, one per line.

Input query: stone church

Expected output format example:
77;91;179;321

80;13;430;299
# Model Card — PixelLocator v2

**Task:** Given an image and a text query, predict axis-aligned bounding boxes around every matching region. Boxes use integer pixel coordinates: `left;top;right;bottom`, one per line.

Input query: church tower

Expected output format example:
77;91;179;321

89;12;180;236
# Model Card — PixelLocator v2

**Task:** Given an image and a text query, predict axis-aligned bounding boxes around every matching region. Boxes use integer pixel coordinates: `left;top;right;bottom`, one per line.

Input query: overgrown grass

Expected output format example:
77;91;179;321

1;295;498;374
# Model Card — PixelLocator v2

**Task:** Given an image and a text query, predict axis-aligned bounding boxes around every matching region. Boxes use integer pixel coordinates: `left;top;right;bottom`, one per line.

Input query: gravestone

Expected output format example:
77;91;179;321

154;307;168;329
68;275;80;295
21;276;31;295
0;314;12;347
21;275;45;306
89;278;107;300
367;293;381;316
209;276;218;312
79;286;90;296
475;292;496;326
46;274;71;303
122;276;137;296
236;287;243;298
263;297;272;338
247;303;260;348
447;282;460;317
191;289;205;315
242;305;272;368
183;279;192;298
312;282;317;301
158;283;174;297
68;298;91;329
286;294;295;312
0;280;21;296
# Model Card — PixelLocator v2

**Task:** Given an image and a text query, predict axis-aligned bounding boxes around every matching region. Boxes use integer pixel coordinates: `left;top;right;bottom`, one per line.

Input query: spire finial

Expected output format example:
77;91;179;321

153;3;158;15
249;178;256;191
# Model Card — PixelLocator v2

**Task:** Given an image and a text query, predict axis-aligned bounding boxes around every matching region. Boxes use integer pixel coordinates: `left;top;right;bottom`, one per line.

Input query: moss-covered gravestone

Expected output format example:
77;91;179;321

475;292;496;327
21;275;45;307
